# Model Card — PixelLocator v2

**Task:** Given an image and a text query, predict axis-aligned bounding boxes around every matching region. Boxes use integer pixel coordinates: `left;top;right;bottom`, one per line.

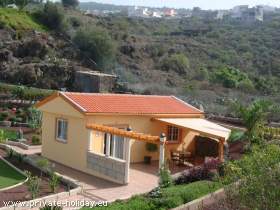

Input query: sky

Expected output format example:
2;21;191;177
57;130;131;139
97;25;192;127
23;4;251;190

81;0;280;10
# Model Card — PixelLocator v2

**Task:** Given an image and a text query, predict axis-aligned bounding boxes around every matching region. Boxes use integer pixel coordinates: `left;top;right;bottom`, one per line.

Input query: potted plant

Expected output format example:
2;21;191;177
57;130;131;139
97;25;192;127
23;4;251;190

144;143;158;164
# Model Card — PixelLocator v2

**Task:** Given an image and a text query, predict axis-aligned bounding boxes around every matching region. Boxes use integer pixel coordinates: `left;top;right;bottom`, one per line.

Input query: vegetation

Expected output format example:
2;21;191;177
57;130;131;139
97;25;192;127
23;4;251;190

158;166;173;188
0;159;26;189
31;135;41;145
82;181;221;210
227;130;245;143
233;100;275;145
35;2;65;31
27;107;42;129
36;158;49;177
73;26;116;69
145;143;158;152
161;53;190;75
0;8;45;31
25;171;41;199
49;172;60;193
220;144;280;210
0;129;17;141
0;83;53;101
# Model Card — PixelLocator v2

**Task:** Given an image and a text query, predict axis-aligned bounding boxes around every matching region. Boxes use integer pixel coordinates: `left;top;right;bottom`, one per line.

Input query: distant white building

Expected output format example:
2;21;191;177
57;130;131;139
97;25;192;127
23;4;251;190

231;5;249;19
230;5;264;22
128;6;150;18
6;4;18;9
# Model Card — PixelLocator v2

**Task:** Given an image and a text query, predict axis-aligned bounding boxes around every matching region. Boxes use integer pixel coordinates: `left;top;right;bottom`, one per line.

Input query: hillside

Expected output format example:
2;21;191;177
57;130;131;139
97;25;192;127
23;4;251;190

0;5;280;119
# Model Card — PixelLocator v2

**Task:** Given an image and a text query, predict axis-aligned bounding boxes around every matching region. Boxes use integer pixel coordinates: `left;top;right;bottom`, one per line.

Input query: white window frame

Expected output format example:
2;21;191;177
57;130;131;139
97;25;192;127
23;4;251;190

56;118;68;143
167;125;180;142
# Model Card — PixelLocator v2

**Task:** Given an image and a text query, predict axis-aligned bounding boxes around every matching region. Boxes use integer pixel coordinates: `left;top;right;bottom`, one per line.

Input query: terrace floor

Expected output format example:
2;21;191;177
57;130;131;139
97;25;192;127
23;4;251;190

50;160;192;204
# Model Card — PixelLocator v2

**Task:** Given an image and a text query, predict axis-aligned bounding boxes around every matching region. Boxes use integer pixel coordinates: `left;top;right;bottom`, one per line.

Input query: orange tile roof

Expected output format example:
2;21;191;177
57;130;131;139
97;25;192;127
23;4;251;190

60;92;202;115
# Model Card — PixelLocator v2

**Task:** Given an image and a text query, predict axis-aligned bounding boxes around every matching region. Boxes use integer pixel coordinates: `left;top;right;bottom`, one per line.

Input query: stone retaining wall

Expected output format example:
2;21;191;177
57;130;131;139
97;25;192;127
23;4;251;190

87;151;127;184
172;188;226;210
6;141;41;151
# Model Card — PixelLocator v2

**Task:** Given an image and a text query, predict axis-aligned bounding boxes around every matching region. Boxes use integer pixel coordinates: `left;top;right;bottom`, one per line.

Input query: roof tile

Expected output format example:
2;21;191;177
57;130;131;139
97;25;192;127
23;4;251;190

61;92;202;115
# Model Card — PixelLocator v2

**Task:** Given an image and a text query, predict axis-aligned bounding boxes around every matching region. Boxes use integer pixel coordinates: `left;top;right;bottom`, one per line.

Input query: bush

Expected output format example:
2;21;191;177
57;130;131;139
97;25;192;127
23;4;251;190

32;135;41;145
40;206;63;210
25;171;41;199
161;53;190;75
0;111;9;120
221;145;280;210
228;130;245;143
0;129;5;143
145;143;158;152
49;172;60;193
175;158;221;185
36;2;65;31
213;66;253;89
73;27;116;69
159;166;173;188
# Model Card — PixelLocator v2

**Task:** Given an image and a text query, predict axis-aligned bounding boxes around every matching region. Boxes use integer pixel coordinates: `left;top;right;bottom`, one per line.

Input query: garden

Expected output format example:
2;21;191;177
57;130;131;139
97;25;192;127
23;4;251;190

0;148;72;208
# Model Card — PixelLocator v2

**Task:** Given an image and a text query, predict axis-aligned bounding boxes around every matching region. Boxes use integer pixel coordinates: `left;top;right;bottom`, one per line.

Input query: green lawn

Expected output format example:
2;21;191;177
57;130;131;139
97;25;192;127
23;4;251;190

0;8;46;31
0;159;26;189
3;130;17;140
82;181;222;210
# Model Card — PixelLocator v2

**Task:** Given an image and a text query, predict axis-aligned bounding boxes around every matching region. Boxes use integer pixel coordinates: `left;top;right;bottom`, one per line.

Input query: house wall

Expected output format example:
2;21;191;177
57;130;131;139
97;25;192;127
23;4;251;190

86;115;202;163
39;97;127;183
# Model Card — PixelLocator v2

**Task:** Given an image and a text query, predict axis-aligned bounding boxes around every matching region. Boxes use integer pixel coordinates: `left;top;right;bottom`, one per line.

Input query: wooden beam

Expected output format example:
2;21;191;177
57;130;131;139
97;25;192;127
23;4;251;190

218;138;225;162
86;123;160;144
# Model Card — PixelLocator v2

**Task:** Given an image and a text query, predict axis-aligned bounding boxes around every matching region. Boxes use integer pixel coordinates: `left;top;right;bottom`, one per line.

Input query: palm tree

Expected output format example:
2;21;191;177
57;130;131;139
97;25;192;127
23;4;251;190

233;100;274;145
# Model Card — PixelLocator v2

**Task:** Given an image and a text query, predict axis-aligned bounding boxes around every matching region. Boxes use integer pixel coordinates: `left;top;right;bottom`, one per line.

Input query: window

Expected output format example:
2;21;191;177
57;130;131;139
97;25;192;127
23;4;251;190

56;119;68;142
167;125;180;142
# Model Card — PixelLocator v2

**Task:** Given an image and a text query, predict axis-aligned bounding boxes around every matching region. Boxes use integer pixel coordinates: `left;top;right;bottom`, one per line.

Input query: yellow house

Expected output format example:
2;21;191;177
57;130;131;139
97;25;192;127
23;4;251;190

36;92;231;184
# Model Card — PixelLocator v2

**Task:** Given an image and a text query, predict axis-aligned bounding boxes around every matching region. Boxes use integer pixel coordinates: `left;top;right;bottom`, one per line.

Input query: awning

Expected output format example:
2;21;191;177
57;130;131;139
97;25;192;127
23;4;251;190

154;118;231;140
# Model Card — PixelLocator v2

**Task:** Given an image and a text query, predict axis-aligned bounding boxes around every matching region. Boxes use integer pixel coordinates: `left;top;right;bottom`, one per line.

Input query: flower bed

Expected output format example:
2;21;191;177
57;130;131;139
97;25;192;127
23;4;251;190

0;148;70;208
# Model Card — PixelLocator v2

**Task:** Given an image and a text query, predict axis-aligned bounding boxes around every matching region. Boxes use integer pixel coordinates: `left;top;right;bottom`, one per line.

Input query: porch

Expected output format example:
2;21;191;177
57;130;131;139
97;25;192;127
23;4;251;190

85;118;231;185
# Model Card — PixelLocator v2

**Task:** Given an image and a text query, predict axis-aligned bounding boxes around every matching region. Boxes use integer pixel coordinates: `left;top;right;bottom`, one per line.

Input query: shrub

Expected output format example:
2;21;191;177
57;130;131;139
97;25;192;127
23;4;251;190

32;135;41;145
7;149;14;159
40;206;63;210
49;172;60;193
159;166;173;188
221;145;280;210
0;111;9;119
36;158;49;177
36;2;65;31
213;66;253;89
73;27;116;69
228;130;245;143
0;129;5;143
145;143;158;152
25;171;41;199
161;53;190;75
27;107;42;129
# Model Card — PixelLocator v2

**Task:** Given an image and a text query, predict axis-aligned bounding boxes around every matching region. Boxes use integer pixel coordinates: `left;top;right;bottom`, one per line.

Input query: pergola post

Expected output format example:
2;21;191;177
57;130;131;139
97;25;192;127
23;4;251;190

218;138;225;162
105;133;111;156
87;129;93;151
124;127;132;184
159;133;166;169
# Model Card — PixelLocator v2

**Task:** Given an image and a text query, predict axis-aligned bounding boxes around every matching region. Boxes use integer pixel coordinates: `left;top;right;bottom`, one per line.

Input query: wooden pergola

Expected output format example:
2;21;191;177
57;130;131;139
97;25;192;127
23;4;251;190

86;123;161;144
